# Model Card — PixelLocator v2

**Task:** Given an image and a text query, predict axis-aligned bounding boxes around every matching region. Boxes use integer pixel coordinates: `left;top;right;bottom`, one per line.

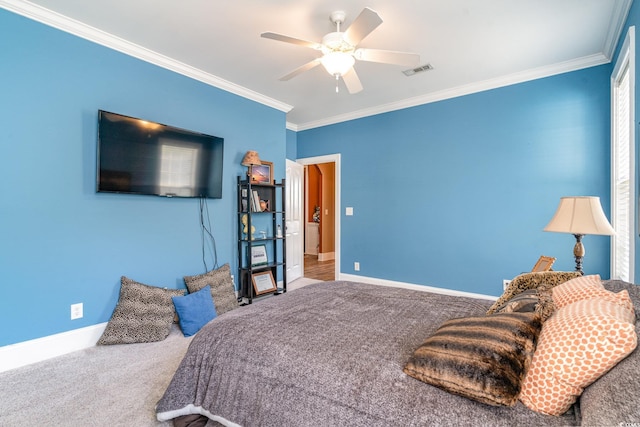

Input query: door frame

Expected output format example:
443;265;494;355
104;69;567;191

297;153;341;280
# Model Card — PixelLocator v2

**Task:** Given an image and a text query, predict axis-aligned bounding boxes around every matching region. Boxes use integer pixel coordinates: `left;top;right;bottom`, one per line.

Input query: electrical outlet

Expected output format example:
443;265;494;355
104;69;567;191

354;262;360;271
503;280;511;290
70;303;83;320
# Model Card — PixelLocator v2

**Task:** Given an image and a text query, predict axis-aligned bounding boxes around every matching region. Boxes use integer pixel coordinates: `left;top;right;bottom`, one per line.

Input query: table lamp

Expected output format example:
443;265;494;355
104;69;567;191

543;196;615;273
241;151;261;177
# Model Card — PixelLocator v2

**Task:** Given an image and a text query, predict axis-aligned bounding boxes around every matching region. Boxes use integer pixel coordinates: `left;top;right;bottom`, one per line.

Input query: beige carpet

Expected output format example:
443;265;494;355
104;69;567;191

287;276;322;291
0;325;192;426
0;278;323;426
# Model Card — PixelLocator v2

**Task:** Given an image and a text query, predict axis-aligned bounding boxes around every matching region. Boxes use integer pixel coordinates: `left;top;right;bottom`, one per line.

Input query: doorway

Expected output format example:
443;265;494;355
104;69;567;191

304;254;335;281
297;154;341;281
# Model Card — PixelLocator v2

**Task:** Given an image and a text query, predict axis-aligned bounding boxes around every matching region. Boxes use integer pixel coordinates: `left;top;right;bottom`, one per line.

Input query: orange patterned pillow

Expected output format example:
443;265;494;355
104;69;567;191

519;298;637;416
552;297;635;324
552;274;634;311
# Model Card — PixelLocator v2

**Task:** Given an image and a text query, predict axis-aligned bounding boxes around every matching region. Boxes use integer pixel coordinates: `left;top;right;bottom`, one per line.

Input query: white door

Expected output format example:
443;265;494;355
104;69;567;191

285;159;304;282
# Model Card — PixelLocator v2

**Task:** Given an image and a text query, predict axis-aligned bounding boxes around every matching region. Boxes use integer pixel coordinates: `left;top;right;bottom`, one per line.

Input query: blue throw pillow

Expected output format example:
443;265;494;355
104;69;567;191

172;285;217;337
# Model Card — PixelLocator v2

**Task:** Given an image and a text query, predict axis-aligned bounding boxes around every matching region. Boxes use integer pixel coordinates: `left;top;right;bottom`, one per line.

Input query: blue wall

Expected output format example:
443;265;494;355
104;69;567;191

0;5;629;347
298;66;612;295
286;129;297;160
0;10;286;346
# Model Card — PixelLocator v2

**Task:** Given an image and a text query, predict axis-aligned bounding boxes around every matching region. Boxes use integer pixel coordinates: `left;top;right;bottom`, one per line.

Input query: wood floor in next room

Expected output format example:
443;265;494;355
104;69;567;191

304;254;335;281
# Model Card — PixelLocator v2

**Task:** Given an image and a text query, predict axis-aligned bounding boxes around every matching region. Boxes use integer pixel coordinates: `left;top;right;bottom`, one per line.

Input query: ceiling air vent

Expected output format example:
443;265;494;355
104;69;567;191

403;63;434;76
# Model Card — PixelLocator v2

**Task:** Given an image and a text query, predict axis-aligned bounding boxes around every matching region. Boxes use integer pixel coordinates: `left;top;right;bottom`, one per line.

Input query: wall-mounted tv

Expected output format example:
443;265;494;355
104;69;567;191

97;110;224;198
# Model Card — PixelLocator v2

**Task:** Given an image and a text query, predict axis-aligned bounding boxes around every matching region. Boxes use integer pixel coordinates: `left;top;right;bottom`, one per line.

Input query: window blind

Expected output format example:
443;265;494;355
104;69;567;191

612;55;633;281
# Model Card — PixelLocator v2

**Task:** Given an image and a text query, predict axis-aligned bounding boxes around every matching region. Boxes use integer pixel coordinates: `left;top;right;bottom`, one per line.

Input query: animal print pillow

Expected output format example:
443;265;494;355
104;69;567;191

493;289;556;322
404;311;542;406
184;263;238;315
98;276;185;345
487;271;581;315
493;289;539;312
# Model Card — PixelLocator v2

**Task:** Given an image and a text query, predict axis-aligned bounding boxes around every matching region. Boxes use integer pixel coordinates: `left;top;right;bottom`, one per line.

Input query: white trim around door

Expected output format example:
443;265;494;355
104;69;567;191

297;154;341;280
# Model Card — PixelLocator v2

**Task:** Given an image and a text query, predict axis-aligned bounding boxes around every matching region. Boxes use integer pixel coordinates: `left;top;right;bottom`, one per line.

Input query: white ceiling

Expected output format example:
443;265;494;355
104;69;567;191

2;0;633;130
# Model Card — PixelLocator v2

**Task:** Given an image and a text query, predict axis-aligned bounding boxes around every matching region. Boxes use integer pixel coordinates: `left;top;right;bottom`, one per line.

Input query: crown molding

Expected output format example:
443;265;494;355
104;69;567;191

603;0;634;60
2;0;626;132
285;121;299;132
295;53;610;131
0;0;293;113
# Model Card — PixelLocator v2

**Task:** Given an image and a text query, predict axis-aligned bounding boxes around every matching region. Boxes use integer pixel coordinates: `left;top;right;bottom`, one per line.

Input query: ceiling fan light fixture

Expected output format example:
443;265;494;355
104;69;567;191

321;51;355;77
262;7;420;95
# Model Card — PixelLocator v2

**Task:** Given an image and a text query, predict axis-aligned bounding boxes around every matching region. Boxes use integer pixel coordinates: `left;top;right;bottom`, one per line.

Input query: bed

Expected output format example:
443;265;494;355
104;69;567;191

156;278;640;426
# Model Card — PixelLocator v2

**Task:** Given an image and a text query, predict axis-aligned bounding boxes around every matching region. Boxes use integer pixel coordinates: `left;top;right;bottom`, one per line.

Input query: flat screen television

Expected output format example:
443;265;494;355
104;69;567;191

97;110;224;198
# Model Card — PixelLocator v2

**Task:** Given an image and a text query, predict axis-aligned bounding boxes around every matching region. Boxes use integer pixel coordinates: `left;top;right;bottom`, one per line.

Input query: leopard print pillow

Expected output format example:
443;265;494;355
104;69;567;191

492;289;557;322
98;276;184;345
487;271;582;315
184;263;238;315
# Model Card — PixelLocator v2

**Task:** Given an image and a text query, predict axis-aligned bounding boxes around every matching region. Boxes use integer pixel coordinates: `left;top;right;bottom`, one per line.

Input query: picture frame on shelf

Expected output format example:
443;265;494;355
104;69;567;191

252;270;277;295
250;244;268;266
531;255;556;272
250;161;273;184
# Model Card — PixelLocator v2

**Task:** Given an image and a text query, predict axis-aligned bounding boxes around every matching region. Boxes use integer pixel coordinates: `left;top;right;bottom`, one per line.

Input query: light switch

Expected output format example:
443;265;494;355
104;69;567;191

346;207;354;216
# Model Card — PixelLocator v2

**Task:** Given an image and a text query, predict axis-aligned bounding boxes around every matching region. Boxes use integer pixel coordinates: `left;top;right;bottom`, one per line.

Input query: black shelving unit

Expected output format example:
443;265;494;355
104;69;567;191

237;176;286;304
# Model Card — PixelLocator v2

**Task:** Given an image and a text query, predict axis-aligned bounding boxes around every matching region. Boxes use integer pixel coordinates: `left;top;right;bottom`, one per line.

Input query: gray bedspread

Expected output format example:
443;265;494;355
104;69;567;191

156;281;578;426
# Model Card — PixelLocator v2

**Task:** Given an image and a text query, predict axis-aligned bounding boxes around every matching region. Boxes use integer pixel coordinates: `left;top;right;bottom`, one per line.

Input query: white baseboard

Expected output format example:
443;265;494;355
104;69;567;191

0;323;107;373
318;252;335;261
338;273;498;301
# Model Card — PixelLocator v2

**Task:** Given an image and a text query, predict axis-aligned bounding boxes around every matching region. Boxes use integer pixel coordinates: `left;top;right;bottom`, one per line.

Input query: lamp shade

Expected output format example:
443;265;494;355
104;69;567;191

241;150;261;166
544;196;615;236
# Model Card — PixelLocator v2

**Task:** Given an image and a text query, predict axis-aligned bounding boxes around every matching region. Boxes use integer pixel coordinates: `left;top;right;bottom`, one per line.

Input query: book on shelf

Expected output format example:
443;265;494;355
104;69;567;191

251;190;262;212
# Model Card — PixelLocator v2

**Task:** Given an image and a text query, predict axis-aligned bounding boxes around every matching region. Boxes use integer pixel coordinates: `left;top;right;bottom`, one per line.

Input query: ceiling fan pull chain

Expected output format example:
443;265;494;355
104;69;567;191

335;74;340;93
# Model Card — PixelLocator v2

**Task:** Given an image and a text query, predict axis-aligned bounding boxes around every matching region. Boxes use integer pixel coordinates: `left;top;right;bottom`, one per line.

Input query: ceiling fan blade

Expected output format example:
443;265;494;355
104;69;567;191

342;68;363;94
279;59;322;81
261;32;322;50
343;7;383;46
354;48;420;67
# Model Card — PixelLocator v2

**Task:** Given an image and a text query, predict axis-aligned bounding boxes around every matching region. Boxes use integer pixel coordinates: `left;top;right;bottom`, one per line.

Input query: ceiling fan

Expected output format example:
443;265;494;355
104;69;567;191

261;7;420;94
